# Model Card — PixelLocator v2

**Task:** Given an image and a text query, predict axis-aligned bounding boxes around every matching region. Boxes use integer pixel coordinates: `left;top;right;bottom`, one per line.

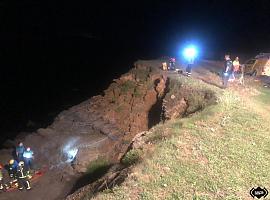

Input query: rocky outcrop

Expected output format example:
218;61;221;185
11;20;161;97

3;61;166;171
0;60;219;200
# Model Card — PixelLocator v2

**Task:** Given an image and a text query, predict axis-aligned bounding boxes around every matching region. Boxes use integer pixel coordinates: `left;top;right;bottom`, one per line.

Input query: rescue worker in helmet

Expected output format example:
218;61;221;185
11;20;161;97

223;54;233;88
23;147;34;173
17;161;31;190
8;159;18;179
0;164;4;190
16;142;25;162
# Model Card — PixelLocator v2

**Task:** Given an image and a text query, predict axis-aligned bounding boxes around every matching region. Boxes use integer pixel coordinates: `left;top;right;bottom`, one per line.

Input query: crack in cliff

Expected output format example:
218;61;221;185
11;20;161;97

148;77;170;128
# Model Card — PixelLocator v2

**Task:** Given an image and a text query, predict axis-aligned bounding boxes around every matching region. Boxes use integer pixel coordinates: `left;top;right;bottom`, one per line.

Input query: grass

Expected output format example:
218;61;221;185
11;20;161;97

92;75;270;200
121;149;142;166
86;157;110;175
255;86;270;105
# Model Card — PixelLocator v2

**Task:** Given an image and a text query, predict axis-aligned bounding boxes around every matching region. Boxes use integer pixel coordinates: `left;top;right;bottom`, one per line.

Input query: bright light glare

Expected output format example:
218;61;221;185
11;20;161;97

62;137;79;163
66;148;78;162
183;46;197;59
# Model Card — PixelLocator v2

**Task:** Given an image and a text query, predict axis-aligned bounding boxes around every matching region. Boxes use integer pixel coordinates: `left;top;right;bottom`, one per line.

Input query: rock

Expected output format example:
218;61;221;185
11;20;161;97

164;97;188;120
120;73;134;82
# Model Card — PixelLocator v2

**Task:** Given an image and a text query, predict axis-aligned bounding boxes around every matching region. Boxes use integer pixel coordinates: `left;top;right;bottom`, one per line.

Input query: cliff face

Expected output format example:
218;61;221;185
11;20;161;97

65;62;218;200
0;60;168;200
66;61;168;170
0;60;219;200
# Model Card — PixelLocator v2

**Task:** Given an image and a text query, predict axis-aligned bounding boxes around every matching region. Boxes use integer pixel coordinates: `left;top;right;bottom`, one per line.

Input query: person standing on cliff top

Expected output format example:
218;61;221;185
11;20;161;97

223;54;233;88
185;57;195;77
229;56;240;82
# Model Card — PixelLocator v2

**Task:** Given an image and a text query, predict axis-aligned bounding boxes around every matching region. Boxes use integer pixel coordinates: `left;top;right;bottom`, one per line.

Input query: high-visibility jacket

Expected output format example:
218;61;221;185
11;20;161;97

23;150;34;159
233;60;240;72
0;170;3;179
17;167;28;179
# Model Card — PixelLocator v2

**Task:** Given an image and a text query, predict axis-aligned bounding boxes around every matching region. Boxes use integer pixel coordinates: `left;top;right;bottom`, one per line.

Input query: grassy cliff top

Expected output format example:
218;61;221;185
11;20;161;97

89;72;270;200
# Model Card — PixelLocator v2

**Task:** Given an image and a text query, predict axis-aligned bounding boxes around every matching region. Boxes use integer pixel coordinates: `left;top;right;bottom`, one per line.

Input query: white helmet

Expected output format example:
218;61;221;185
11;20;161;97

18;161;24;167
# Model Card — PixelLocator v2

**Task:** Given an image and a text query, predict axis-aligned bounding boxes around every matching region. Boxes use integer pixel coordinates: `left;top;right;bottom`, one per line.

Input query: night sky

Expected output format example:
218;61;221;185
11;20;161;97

1;0;270;144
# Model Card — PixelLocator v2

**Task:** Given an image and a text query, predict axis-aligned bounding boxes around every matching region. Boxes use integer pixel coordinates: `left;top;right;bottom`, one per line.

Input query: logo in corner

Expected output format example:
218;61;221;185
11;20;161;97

250;187;268;199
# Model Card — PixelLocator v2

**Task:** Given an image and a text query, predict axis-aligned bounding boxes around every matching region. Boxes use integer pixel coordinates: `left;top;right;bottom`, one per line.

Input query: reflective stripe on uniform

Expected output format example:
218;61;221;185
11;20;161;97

26;181;31;189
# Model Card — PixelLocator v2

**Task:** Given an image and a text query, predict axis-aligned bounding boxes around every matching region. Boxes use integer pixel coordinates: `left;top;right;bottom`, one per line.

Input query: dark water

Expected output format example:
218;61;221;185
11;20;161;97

0;37;141;147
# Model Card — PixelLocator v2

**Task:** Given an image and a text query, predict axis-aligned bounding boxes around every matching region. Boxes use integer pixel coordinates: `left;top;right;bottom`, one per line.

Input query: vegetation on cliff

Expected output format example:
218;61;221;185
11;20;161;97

91;74;270;200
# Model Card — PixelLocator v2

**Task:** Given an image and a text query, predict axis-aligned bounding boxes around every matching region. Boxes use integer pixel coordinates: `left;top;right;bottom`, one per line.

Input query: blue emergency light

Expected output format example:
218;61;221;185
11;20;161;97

183;45;198;60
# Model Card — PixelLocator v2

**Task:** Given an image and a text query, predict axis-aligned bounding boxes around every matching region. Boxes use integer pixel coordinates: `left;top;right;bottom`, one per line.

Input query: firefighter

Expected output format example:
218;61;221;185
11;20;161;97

16;142;25;162
223;54;233;88
0;164;3;190
17;161;31;190
23;147;34;172
8;159;18;179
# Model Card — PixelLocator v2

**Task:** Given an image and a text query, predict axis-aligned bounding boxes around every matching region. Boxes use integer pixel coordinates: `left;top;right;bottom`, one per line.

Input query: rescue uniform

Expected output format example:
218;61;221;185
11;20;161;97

223;59;233;88
16;145;25;162
23;150;34;171
9;160;18;178
17;166;31;190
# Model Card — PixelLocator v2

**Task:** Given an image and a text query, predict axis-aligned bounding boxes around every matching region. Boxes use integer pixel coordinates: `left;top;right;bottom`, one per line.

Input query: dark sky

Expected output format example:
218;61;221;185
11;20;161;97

1;0;270;141
2;0;270;58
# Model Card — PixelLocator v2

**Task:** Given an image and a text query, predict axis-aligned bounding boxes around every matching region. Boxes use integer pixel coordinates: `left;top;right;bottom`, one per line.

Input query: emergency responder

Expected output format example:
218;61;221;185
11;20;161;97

230;56;240;82
17;161;31;190
186;57;195;77
16;142;25;161
0;164;3;190
23;147;34;172
8;159;18;179
169;57;176;70
223;54;233;88
162;62;168;71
